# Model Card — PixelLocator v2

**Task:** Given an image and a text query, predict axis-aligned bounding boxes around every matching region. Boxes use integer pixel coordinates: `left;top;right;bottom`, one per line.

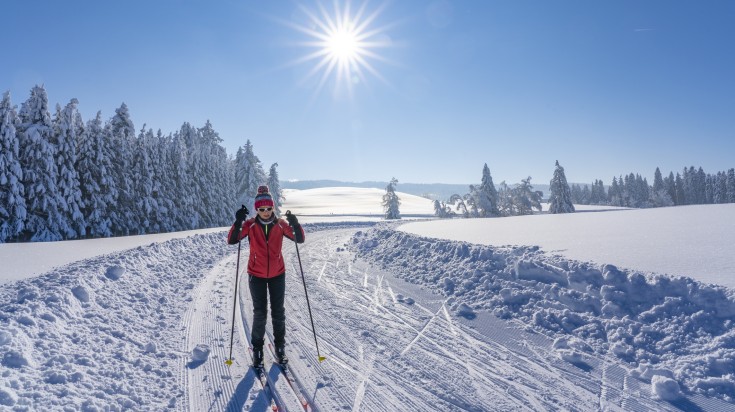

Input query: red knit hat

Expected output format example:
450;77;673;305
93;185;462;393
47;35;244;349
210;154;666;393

254;185;274;209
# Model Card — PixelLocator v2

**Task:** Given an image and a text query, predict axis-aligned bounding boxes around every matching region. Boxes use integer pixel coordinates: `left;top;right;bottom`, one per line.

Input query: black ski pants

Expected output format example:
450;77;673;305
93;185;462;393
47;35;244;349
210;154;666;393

249;273;286;349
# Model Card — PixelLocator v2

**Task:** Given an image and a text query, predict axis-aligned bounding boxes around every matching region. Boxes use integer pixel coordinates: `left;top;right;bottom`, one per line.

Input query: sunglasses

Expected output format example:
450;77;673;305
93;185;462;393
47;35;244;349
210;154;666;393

258;207;273;212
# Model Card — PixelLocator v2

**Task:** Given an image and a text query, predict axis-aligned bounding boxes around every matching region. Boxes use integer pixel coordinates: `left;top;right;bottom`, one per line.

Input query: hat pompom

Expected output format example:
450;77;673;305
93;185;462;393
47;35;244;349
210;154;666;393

254;185;274;209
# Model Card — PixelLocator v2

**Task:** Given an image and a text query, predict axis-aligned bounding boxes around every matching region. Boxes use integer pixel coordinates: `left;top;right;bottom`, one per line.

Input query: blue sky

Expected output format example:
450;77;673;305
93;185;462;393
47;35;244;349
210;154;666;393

4;0;734;185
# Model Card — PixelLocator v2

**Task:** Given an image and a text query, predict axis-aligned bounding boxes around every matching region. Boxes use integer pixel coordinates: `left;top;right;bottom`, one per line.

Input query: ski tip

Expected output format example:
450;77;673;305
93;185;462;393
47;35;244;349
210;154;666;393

225;359;233;366
318;356;326;363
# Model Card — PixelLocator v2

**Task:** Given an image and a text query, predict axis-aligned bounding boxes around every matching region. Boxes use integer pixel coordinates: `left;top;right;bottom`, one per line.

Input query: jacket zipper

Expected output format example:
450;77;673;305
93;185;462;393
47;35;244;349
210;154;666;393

265;223;270;278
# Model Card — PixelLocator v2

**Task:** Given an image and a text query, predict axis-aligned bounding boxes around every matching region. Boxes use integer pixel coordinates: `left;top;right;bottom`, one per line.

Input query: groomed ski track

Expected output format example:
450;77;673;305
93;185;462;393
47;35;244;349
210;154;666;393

183;226;714;411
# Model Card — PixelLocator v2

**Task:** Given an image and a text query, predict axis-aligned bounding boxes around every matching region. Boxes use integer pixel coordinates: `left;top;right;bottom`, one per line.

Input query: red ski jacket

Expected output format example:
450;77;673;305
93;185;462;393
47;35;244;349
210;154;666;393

227;217;305;278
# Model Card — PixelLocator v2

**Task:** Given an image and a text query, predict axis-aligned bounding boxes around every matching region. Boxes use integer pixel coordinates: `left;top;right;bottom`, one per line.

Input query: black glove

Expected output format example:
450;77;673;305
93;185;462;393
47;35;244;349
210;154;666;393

285;211;299;226
235;205;249;221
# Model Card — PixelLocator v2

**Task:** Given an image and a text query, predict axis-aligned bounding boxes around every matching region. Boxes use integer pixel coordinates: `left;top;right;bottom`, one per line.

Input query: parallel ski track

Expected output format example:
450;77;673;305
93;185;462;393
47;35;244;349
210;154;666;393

182;254;257;412
183;225;715;411
281;229;527;411
281;228;665;411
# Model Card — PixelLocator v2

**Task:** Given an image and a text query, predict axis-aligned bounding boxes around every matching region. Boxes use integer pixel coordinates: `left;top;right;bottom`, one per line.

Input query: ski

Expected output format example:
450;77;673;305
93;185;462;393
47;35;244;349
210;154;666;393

249;347;282;412
268;343;313;411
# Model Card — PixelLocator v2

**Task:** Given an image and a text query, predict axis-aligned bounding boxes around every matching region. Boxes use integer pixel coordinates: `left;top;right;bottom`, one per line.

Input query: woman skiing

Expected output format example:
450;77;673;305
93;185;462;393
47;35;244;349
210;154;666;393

227;185;305;368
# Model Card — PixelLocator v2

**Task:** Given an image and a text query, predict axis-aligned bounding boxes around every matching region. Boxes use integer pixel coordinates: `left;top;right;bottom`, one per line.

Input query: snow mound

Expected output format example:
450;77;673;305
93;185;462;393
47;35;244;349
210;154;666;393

191;344;210;362
455;302;476;319
651;375;682;401
0;386;18;407
0;233;229;410
351;226;735;401
104;265;125;280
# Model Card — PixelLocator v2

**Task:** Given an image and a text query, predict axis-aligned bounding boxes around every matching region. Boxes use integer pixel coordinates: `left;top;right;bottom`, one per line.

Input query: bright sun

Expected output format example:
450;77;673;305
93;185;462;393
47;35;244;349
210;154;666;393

327;27;360;61
284;1;393;98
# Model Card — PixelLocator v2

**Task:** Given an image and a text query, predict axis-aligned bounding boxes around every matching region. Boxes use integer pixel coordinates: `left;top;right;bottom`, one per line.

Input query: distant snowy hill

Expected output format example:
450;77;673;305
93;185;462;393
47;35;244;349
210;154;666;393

281;179;548;201
282;187;435;217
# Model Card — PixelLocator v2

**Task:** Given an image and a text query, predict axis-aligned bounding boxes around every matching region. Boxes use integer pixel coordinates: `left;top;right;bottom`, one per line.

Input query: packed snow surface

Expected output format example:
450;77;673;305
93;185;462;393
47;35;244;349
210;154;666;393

1;188;735;411
400;203;735;288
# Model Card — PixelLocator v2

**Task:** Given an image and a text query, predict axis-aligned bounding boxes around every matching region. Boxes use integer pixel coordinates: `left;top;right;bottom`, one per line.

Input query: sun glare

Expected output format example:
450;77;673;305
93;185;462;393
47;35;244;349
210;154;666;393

327;28;360;61
285;1;394;99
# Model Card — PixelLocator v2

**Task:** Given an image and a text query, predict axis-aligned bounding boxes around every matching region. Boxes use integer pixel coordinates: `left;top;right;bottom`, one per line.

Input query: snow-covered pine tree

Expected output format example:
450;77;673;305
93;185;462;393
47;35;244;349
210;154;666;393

178;122;201;229
198;120;231;226
142;128;165;233
76;111;115;238
433;200;453;218
17;85;65;241
234;140;267;209
132;126;155;234
466;185;480;217
107;103;137;235
0;91;27;242
52;99;86;238
382;177;401;219
512;177;543;215
170;130;193;231
153;129;177;232
653;167;664;193
664;172;676;205
650;167;673;207
496;181;514;216
581;184;591;204
727;168;735;203
475;163;499;217
704;174;715;204
448;193;470;218
609;177;622;206
694;167;707;205
548;160;575;214
266;163;284;215
674;172;685;206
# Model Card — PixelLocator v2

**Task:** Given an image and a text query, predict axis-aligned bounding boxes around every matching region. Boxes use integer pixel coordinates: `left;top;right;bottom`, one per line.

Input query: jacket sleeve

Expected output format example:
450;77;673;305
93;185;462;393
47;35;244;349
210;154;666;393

281;220;305;244
227;220;249;244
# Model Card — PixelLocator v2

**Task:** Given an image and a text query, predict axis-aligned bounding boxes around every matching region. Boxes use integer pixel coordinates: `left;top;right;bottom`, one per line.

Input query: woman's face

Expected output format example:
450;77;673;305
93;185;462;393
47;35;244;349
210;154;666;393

257;206;273;218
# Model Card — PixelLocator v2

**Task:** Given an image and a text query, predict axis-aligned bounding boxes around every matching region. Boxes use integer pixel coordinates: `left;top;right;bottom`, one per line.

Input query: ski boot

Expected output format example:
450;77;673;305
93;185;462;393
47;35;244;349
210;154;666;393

252;346;264;369
275;345;288;365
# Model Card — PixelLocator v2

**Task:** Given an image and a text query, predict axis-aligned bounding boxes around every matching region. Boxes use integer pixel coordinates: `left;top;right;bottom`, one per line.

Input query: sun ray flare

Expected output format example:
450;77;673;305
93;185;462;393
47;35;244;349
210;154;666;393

284;0;395;99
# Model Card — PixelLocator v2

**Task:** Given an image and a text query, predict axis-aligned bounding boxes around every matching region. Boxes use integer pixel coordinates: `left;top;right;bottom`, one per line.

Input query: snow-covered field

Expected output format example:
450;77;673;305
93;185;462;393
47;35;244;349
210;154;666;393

1;187;734;411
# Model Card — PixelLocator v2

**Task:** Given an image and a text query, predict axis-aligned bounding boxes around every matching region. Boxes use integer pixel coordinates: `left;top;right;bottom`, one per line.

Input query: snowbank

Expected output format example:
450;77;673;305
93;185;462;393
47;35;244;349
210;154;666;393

0;233;230;410
350;226;735;401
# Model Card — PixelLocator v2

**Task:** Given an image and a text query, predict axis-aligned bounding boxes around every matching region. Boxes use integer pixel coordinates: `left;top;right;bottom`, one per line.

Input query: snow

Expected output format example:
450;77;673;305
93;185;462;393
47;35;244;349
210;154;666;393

1;187;735;411
282;187;435;217
399;203;735;288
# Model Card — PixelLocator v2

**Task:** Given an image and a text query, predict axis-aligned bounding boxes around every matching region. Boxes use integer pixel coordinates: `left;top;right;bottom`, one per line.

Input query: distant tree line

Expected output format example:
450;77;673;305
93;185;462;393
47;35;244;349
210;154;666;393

434;163;556;218
433;160;735;219
0;85;283;243
571;166;735;208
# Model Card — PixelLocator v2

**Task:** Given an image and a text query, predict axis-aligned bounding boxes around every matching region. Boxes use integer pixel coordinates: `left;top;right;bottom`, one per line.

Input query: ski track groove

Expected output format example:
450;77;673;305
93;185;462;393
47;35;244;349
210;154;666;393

178;226;704;412
184;254;255;412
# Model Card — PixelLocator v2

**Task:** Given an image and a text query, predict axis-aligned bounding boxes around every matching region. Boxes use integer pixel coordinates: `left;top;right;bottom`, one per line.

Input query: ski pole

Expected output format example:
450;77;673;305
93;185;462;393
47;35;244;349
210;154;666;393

288;211;326;363
225;240;242;366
